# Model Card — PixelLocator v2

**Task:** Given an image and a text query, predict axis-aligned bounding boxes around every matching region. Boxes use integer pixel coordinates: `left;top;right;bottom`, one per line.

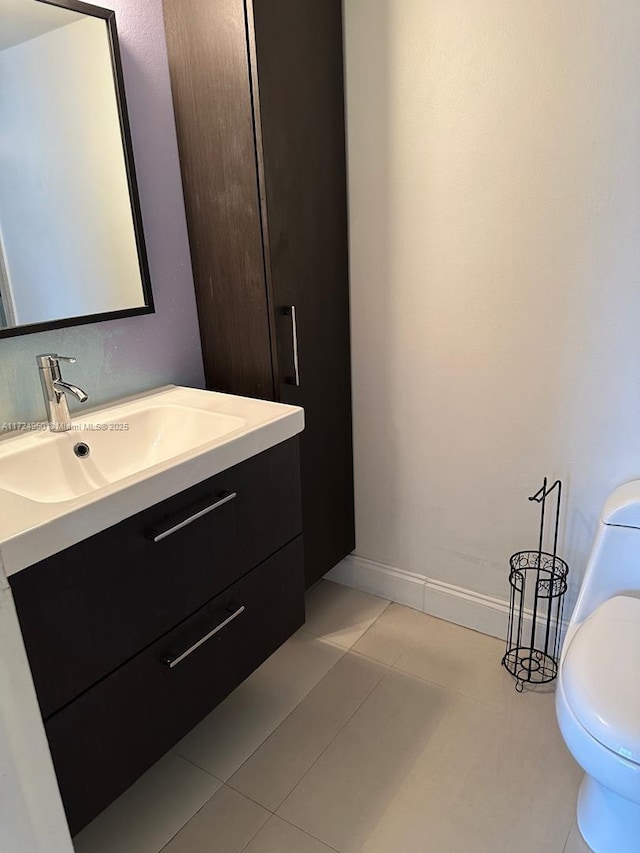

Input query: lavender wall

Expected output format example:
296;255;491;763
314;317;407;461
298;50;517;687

0;0;204;425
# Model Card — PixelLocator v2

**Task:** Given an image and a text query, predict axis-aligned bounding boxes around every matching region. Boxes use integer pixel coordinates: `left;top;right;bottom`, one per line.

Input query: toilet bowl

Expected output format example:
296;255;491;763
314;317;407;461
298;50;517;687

556;481;640;852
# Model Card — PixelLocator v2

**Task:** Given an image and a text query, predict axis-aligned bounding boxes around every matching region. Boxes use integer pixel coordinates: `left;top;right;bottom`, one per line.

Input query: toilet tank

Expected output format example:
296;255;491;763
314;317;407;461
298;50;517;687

602;480;640;528
569;482;640;631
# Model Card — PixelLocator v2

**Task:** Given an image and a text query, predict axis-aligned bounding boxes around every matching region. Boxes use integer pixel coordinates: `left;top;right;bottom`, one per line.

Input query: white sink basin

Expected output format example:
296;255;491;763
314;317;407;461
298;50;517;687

0;385;303;576
0;405;246;503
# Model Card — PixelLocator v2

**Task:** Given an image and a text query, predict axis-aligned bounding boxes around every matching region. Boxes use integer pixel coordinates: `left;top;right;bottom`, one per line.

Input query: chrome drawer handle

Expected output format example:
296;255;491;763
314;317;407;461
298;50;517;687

147;491;237;542
283;305;300;386
163;605;246;668
290;304;300;387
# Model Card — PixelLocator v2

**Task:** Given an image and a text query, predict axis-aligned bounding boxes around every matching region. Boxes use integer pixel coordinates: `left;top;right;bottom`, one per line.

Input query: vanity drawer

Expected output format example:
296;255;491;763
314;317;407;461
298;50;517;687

45;536;305;836
11;438;302;719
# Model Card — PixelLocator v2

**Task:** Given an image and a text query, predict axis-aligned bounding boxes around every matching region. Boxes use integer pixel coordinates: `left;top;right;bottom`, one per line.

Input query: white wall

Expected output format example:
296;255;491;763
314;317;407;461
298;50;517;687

0;17;143;326
343;0;640;609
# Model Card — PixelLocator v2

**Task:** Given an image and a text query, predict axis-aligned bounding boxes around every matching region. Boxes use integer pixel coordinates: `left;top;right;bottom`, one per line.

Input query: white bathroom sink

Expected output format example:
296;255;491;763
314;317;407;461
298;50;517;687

0;404;246;503
0;385;304;575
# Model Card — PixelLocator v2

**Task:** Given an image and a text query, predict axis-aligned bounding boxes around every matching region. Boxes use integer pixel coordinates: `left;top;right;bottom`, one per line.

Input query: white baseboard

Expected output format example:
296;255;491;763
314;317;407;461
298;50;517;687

422;577;511;639
326;554;560;641
326;554;425;611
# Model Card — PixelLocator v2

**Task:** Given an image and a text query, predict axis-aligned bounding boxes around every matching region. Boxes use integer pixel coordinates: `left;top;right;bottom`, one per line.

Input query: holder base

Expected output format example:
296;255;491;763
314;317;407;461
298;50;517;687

502;646;557;690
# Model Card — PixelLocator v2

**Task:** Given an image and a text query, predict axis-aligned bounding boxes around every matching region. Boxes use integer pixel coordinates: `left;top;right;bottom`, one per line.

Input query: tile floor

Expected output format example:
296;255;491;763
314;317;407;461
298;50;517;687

74;581;589;853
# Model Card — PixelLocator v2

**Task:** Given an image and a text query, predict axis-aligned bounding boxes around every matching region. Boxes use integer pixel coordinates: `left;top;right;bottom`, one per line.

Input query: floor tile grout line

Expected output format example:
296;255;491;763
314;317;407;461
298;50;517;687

390;658;494;699
177;592;572;853
348;645;402;668
387;656;557;712
562;820;588;853
91;587;577;853
342;639;402;669
236;812;342;853
153;592;391;853
223;780;277;815
170;746;229;782
224;646;349;788
271;656;391;822
220;645;352;785
171;633;349;786
340;600;541;707
235;597;398;824
362;597;392;625
276;814;342;852
156;778;225;853
248;651;387;819
169;749;225;783
302;607;391;650
230;791;272;853
303;580;391;640
157;781;276;853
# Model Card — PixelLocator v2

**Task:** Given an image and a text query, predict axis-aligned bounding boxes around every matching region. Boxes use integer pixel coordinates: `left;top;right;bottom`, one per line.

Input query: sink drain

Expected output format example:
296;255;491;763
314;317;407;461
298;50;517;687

74;442;91;459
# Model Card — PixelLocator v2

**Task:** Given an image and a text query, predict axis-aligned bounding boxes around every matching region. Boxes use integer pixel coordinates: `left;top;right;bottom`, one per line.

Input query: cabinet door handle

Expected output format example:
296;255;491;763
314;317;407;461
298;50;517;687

163;605;246;668
283;305;300;386
146;491;237;542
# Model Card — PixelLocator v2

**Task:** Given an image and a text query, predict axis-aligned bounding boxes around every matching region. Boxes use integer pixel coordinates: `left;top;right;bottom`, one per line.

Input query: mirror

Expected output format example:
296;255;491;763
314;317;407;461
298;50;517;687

0;0;153;337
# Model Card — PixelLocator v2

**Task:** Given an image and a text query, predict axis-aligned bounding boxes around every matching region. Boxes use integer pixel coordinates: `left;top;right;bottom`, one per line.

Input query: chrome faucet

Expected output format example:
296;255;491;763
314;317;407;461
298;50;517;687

36;354;88;432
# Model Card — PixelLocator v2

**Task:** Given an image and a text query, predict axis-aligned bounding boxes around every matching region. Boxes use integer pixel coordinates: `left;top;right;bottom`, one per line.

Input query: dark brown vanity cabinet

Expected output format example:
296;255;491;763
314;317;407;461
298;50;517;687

10;439;304;835
163;0;355;587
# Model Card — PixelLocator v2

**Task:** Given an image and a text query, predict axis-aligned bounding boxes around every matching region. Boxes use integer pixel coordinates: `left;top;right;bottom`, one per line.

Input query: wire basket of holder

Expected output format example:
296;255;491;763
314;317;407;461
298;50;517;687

502;478;569;691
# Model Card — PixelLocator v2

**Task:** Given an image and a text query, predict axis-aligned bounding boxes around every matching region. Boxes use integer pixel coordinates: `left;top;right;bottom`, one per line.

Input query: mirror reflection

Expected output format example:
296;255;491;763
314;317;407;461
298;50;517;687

0;0;152;335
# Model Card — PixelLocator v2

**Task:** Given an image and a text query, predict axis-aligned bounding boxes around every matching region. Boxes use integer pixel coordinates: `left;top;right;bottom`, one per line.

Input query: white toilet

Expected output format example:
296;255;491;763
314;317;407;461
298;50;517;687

556;481;640;853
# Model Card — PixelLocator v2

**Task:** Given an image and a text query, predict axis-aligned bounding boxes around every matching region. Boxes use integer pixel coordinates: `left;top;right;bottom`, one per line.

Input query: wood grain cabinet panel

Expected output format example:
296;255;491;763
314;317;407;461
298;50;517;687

164;0;355;587
252;0;355;585
163;0;275;400
45;536;305;835
10;438;302;719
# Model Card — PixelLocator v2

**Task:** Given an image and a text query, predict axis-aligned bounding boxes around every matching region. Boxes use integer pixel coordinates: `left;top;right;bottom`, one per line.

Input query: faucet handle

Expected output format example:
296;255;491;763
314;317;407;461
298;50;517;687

36;354;77;368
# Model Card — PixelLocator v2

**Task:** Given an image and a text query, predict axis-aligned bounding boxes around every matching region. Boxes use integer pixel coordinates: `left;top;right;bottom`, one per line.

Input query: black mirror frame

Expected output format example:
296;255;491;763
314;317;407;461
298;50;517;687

0;0;155;340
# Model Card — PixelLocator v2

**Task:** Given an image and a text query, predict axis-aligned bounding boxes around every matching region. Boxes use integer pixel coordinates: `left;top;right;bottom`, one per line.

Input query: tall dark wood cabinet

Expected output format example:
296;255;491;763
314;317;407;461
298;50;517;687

163;0;355;586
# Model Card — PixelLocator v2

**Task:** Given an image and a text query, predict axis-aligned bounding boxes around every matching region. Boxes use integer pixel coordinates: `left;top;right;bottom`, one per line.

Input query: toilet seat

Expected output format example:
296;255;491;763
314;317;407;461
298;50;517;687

562;595;640;763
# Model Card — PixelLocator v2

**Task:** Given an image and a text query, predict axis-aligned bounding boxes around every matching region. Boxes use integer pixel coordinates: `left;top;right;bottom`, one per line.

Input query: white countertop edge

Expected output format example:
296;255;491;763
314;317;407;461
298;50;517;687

0;396;303;577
